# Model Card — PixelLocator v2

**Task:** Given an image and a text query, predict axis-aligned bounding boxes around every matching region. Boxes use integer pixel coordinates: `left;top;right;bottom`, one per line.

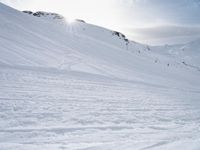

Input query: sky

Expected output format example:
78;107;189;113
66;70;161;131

1;0;200;45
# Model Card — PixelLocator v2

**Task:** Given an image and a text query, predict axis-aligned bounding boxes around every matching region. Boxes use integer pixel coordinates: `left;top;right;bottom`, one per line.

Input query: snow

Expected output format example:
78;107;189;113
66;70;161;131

0;2;200;150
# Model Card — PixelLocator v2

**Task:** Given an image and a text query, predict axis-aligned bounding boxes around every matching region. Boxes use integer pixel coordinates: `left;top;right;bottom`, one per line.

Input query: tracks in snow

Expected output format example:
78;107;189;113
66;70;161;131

0;66;200;150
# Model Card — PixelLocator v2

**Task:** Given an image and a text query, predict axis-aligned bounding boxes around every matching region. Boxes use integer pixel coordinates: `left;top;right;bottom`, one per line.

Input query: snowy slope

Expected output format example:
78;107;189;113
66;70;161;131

151;40;200;72
0;2;200;150
0;2;199;88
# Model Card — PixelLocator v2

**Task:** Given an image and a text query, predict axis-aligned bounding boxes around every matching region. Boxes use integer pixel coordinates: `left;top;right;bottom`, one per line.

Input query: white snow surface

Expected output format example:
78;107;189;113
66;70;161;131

0;2;200;150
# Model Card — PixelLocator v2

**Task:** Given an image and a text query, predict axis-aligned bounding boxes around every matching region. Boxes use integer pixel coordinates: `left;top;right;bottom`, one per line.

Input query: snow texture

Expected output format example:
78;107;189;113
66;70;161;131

0;2;200;150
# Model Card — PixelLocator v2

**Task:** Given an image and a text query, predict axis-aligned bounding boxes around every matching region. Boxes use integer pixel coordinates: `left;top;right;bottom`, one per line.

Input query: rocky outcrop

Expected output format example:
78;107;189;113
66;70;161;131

75;19;86;23
112;31;129;43
23;11;64;20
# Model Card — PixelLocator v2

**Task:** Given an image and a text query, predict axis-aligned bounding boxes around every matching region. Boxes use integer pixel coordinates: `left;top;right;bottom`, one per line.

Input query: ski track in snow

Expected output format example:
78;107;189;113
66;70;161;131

0;67;200;150
0;2;200;150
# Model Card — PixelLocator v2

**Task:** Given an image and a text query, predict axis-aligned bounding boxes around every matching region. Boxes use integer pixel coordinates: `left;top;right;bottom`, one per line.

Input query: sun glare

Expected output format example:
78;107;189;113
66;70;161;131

66;17;75;24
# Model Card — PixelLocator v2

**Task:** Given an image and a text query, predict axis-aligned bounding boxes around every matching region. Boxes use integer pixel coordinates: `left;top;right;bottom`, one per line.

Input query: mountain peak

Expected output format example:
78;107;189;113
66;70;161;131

23;10;64;20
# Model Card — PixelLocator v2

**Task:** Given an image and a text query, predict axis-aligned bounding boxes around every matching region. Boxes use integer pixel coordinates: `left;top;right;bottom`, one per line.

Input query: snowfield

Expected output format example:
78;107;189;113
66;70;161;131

0;2;200;150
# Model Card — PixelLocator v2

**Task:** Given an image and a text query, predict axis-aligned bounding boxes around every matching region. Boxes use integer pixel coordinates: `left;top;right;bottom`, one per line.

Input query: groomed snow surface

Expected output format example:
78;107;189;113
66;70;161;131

0;2;200;150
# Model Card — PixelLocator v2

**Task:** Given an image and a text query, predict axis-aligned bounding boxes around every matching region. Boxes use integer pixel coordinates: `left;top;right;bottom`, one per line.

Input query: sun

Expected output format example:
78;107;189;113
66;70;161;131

66;17;75;24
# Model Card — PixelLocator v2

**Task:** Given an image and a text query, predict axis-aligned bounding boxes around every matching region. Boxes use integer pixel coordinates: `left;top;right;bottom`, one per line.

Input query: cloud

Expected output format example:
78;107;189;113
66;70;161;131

124;25;200;45
127;25;200;38
117;0;200;44
1;0;200;44
118;0;200;26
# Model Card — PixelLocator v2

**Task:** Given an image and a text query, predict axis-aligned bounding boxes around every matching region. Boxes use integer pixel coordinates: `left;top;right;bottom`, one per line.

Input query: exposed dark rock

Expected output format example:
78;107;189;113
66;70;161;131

124;38;129;42
75;19;86;23
146;46;151;51
32;11;46;17
23;11;33;15
23;10;64;20
112;31;129;43
112;31;125;38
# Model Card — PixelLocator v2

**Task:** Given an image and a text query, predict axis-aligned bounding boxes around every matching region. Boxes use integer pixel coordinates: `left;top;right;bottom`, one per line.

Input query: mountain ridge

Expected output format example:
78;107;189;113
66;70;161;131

1;2;200;150
0;2;199;88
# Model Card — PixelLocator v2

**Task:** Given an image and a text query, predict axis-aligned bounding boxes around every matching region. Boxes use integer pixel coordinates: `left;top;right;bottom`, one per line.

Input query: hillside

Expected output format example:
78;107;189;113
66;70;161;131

0;2;200;150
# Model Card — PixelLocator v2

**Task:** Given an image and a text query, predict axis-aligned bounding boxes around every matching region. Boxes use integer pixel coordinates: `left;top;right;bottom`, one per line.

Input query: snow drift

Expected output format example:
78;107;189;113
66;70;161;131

0;2;200;150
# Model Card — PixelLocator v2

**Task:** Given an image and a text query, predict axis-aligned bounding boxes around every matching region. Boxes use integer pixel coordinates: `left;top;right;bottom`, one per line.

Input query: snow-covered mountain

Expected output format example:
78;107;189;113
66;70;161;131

0;2;200;150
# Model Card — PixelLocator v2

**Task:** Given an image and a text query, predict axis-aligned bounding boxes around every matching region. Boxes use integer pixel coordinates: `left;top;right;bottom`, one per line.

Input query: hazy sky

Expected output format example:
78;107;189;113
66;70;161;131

1;0;200;45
